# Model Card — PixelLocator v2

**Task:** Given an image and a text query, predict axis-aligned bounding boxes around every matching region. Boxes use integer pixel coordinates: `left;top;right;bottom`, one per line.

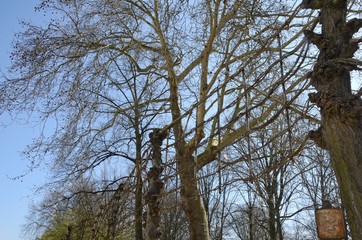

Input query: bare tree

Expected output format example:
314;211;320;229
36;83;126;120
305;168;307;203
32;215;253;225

2;0;327;239
198;163;234;239
228;190;269;240
24;175;136;240
159;189;189;240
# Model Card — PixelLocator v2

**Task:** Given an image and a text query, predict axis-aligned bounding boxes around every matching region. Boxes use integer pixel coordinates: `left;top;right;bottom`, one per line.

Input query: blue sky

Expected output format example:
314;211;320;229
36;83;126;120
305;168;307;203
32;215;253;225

0;1;47;239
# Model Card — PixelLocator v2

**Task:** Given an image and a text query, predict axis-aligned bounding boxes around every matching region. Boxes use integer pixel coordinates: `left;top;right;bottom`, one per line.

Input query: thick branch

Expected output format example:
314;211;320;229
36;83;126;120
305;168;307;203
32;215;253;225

344;18;362;38
308;127;327;149
302;0;347;9
301;0;324;9
304;30;324;49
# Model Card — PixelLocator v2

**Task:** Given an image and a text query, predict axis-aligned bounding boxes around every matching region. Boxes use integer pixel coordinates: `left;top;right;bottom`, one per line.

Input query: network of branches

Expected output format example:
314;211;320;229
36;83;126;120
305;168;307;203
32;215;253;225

2;0;362;239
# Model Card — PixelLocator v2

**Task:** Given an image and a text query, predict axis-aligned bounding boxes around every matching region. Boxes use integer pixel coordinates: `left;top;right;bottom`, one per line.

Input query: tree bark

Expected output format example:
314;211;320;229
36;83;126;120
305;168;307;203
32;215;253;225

134;108;144;240
304;0;362;238
167;60;210;239
135;139;144;240
145;129;167;240
248;206;254;240
178;151;210;240
268;202;277;240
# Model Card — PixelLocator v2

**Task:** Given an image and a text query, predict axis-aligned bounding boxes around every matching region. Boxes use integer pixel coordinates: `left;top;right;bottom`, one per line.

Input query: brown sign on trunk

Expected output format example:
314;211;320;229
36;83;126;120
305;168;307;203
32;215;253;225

315;208;346;240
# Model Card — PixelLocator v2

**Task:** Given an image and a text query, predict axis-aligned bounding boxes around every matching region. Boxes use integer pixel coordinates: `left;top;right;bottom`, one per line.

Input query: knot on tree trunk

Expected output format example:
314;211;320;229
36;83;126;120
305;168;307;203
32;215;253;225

304;30;325;49
309;64;340;89
309;127;327;149
149;128;168;146
309;92;362;122
308;92;323;106
147;166;164;178
145;178;164;201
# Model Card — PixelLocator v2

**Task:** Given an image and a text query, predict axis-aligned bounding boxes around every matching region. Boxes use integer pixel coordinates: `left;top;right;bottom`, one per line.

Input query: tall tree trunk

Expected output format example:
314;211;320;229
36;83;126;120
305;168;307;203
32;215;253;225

135;118;144;240
303;0;362;238
268;202;277;240
145;129;167;240
178;151;210;240
135;145;144;240
168;62;210;239
107;183;124;240
276;210;283;240
248;206;254;240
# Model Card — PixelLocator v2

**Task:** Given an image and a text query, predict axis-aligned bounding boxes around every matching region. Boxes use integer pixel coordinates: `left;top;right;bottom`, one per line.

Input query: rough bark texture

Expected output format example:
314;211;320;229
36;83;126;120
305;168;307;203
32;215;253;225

135;145;144;240
304;0;362;238
145;129;167;240
178;151;210;240
135;118;144;240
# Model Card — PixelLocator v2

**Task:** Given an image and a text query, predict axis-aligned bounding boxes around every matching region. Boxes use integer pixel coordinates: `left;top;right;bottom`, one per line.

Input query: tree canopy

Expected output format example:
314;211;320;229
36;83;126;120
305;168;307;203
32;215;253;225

2;0;362;239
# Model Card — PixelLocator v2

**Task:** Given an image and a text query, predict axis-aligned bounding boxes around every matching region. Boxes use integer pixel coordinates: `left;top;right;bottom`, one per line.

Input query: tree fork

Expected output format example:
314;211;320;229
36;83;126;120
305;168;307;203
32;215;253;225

303;0;362;238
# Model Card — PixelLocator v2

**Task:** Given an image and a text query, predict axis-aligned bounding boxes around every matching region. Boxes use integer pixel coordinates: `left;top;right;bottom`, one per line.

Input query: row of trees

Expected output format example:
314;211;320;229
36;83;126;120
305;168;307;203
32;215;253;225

26;139;339;240
1;0;362;239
